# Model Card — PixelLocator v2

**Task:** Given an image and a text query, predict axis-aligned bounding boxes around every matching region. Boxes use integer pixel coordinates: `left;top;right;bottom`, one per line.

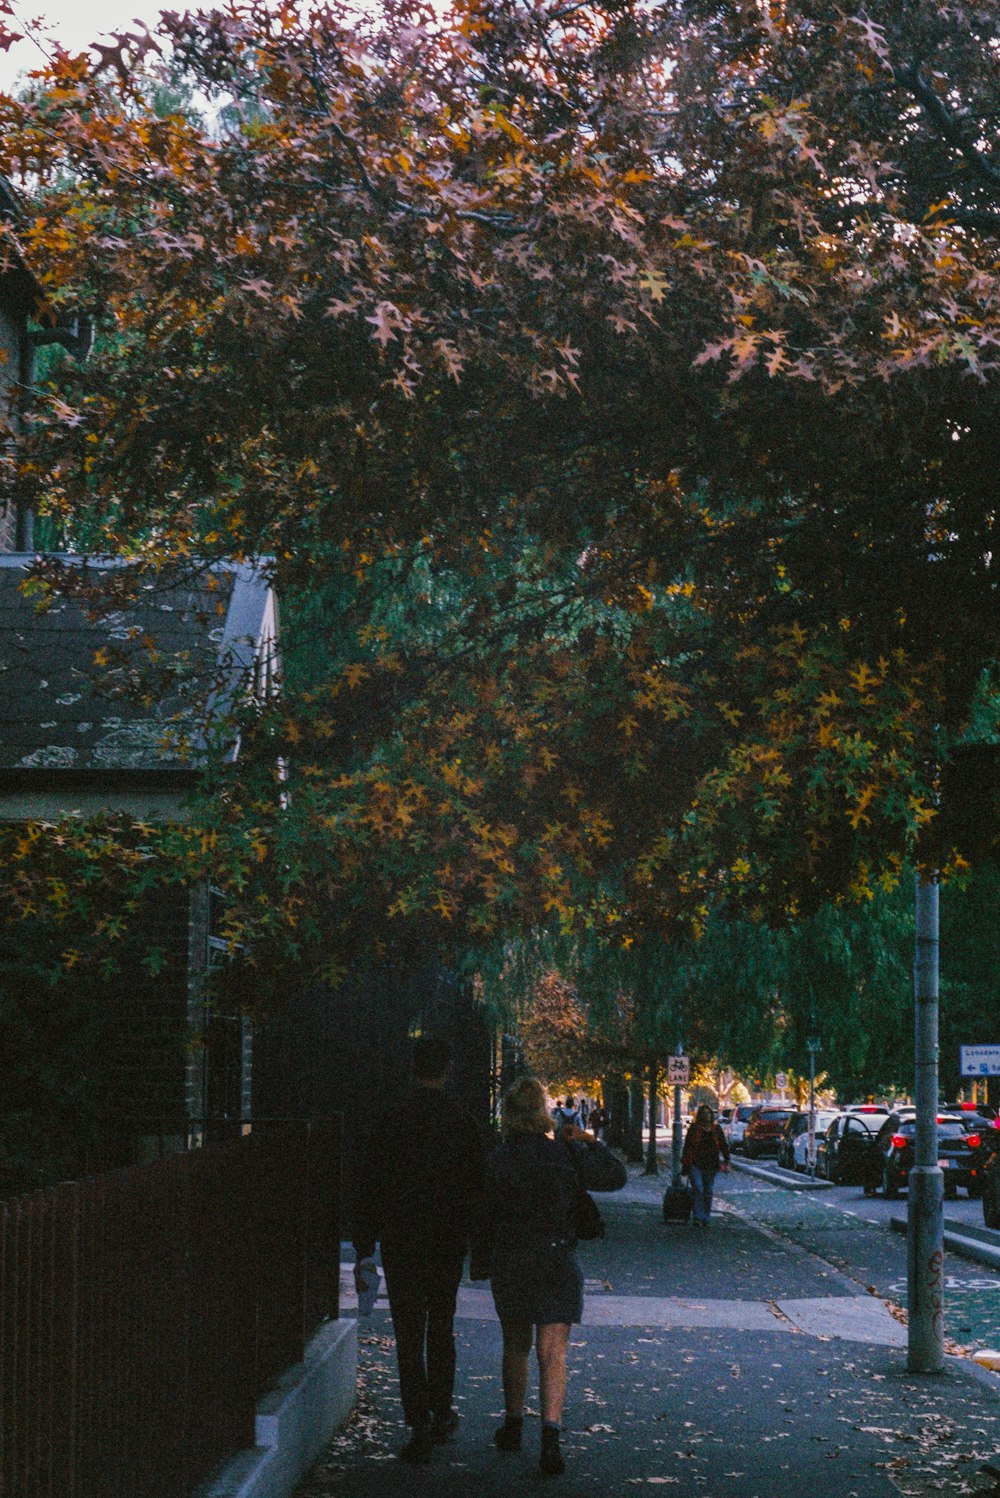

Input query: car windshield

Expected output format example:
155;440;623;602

737;1107;754;1121
897;1120;968;1139
759;1111;793;1122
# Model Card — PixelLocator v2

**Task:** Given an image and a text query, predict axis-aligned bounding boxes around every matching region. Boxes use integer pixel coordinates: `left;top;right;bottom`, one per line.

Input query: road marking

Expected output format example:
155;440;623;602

888;1276;1000;1294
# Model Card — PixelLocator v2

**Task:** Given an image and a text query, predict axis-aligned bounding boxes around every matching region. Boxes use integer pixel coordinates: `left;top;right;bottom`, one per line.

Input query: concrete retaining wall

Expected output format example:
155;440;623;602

193;1318;357;1498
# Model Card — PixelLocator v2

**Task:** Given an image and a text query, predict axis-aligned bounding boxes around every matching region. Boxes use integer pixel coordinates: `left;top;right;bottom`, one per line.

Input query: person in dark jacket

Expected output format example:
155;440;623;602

475;1075;627;1477
352;1037;487;1464
681;1103;731;1226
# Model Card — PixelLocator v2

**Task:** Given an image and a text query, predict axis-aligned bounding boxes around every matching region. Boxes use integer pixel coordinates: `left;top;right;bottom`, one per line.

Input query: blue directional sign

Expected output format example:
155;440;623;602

960;1045;1000;1077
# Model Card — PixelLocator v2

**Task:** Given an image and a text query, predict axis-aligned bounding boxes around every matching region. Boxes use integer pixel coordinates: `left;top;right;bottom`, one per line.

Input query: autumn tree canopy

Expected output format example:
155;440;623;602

1;0;1000;980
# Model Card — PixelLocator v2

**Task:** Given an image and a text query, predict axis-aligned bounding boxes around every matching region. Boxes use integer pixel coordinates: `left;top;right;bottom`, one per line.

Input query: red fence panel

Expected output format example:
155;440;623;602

0;1118;341;1498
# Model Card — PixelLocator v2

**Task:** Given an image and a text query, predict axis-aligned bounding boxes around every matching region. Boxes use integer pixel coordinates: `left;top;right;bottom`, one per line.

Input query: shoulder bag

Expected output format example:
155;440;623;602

562;1140;605;1240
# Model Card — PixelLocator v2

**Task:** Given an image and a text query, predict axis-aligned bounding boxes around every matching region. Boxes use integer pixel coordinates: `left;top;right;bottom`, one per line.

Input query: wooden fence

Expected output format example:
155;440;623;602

0;1117;341;1498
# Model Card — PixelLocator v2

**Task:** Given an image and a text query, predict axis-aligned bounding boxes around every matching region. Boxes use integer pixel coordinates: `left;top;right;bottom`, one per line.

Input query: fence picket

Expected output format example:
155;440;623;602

0;1118;340;1498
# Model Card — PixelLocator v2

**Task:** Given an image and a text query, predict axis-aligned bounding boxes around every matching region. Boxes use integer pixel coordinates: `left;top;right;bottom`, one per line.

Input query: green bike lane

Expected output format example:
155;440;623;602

294;1169;1000;1498
724;1171;1000;1356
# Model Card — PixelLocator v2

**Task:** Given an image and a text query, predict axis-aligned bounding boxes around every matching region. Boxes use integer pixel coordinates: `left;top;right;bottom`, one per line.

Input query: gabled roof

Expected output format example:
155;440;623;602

0;555;275;786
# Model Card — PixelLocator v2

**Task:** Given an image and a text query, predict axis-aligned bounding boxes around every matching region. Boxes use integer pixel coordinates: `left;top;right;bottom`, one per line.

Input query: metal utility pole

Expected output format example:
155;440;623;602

909;871;944;1373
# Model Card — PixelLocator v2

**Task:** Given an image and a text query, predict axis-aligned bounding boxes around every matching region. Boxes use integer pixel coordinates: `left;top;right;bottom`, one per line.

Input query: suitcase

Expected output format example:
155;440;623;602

662;1181;693;1224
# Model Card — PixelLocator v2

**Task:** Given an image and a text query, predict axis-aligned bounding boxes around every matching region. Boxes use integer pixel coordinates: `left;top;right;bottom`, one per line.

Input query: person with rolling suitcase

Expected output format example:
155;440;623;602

681;1104;731;1226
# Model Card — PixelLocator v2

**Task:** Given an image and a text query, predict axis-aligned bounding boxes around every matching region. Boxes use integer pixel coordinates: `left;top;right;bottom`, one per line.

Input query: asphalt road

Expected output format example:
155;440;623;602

726;1164;1000;1354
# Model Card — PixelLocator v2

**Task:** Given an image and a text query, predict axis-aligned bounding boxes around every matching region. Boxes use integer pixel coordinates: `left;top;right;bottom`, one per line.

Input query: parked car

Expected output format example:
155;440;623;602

843;1104;890;1118
744;1106;795;1159
941;1101;1000;1130
776;1112;808;1170
815;1112;881;1184
726;1104;757;1152
791;1110;841;1172
864;1112;983;1199
981;1141;1000;1229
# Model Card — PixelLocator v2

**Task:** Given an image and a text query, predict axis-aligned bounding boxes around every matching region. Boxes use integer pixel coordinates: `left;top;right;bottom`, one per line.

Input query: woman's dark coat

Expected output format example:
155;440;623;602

482;1133;627;1324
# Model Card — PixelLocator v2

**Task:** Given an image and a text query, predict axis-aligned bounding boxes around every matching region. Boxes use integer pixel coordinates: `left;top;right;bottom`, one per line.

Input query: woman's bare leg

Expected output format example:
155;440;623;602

501;1319;533;1416
536;1322;571;1425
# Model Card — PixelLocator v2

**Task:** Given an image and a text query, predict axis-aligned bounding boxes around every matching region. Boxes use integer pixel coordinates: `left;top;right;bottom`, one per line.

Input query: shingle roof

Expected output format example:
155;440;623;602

0;556;273;778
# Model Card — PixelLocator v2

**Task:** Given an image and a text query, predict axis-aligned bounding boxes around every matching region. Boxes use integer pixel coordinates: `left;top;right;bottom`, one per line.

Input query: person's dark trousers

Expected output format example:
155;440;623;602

689;1165;717;1224
381;1242;466;1427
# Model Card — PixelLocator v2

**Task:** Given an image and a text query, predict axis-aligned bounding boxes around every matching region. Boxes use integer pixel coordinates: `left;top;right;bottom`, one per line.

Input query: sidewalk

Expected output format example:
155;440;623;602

298;1165;1000;1498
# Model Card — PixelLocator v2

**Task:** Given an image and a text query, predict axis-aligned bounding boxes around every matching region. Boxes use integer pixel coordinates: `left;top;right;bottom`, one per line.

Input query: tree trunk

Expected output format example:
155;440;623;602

643;1062;660;1175
604;1076;626;1149
625;1074;645;1162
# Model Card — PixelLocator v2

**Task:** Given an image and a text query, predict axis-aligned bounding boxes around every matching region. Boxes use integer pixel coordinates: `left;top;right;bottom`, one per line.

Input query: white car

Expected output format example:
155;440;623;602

726;1104;757;1152
791;1110;840;1171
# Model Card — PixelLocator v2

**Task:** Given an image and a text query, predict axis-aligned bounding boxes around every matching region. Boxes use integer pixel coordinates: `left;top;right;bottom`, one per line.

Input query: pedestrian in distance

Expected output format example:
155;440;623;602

352;1036;487;1465
552;1095;581;1129
681;1103;731;1226
472;1075;627;1477
589;1103;608;1140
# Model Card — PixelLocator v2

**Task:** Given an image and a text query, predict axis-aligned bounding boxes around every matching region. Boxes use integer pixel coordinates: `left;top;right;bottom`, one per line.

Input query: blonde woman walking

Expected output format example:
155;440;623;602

474;1076;626;1476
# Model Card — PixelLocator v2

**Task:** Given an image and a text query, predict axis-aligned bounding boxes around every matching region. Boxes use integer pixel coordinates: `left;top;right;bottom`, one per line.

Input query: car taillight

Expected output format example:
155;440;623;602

891;1134;907;1149
966;1134;981;1149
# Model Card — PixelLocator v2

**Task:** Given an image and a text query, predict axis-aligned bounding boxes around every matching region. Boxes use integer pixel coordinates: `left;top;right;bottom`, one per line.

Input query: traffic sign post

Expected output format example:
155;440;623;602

910;873;944;1374
807;1039;821;1175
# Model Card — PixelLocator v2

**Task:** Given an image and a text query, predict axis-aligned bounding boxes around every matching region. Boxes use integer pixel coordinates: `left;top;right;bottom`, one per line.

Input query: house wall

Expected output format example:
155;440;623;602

0;788;196;820
96;882;192;1132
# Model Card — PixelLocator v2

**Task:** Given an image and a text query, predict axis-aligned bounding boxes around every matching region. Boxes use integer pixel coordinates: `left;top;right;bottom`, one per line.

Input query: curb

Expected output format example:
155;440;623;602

948;1351;1000;1398
890;1214;1000;1273
192;1319;357;1498
729;1157;834;1192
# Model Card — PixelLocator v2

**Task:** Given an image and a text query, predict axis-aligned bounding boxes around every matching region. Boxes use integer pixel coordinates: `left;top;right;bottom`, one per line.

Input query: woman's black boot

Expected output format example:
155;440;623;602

494;1416;523;1452
540;1424;565;1476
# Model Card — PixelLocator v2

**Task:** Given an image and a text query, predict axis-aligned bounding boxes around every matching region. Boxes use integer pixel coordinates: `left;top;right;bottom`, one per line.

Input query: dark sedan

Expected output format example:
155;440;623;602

864;1113;984;1199
815;1112;881;1185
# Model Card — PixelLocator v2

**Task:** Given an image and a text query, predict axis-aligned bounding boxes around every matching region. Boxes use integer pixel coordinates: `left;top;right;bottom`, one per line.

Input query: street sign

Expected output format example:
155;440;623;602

667;1055;690;1086
775;1072;788;1090
806;1036;822;1054
960;1045;1000;1077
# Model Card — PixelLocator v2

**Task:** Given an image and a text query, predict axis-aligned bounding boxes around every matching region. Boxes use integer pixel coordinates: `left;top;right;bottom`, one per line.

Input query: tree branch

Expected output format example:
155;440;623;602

903;62;1000;200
